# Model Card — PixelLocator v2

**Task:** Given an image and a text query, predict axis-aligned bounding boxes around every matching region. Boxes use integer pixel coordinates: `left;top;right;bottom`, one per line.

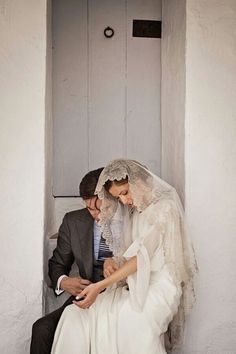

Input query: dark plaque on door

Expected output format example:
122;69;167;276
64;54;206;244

132;20;161;38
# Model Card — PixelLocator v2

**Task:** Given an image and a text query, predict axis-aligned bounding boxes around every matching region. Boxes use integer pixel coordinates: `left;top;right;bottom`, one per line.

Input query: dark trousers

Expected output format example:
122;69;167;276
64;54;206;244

30;295;74;354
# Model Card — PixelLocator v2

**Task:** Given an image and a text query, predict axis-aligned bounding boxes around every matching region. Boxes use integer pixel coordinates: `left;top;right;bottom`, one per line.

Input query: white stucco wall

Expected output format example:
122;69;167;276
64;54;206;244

0;1;47;353
162;1;236;353
161;0;186;203
183;1;236;353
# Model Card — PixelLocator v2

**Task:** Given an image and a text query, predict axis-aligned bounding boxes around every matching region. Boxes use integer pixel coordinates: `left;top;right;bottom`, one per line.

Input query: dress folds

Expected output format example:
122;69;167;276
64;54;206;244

51;201;182;354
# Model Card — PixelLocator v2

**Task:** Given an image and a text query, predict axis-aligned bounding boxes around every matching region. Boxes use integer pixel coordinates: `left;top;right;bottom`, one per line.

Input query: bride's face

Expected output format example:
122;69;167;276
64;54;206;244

109;182;134;206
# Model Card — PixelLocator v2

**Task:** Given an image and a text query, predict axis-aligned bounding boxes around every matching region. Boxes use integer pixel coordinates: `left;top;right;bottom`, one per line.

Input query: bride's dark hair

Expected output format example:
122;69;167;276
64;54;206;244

104;177;128;192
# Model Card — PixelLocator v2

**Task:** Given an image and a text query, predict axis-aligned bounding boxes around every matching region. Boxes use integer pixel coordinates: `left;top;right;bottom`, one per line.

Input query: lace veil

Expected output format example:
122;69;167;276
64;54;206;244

95;158;197;350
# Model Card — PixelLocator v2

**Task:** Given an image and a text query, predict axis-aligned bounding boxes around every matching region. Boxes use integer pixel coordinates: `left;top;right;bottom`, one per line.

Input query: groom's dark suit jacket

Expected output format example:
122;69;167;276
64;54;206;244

30;208;104;354
49;208;103;289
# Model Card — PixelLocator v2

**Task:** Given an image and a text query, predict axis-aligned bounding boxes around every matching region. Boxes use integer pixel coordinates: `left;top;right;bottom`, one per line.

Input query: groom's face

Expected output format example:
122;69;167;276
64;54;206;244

84;196;102;221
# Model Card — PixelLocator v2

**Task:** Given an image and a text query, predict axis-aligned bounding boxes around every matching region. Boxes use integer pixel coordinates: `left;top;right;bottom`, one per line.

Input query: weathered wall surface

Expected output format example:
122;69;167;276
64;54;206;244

183;1;236;353
162;1;236;353
0;1;47;352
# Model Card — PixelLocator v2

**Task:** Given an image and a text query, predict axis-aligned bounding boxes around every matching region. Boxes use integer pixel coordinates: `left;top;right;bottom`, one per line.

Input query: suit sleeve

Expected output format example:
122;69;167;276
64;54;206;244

48;214;75;291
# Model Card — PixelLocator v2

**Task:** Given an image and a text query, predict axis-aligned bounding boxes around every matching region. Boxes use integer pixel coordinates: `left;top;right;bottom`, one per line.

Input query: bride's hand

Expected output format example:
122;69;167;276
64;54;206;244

73;283;101;309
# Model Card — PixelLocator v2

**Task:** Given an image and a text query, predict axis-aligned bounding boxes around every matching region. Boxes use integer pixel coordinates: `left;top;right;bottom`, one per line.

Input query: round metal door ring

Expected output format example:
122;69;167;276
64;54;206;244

104;26;114;38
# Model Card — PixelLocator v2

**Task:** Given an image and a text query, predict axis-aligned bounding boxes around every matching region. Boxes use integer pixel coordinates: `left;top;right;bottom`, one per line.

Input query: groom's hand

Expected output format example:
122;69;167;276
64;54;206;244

103;258;119;278
60;276;92;296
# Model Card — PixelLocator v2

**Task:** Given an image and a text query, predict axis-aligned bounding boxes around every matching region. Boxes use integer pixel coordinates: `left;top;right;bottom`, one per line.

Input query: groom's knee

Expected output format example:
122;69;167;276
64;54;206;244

30;315;57;354
30;297;73;353
32;315;55;337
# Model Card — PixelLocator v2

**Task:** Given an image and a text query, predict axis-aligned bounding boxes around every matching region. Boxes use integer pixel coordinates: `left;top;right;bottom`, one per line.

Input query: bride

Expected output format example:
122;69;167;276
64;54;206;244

51;159;197;354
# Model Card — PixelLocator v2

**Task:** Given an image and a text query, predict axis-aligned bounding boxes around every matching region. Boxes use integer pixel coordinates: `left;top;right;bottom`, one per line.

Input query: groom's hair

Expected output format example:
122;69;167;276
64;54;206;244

79;167;104;199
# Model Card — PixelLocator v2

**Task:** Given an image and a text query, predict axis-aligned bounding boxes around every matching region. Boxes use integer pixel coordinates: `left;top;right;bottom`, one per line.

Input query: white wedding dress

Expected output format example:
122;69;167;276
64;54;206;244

51;201;182;354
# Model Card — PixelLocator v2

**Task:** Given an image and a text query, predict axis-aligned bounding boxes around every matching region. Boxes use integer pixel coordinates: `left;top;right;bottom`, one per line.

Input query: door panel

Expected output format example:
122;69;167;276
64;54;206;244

52;0;161;196
52;0;88;195
127;0;161;173
88;0;126;169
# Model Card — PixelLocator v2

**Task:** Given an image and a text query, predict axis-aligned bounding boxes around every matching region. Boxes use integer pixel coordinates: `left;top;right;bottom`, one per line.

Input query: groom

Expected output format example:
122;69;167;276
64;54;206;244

30;167;113;354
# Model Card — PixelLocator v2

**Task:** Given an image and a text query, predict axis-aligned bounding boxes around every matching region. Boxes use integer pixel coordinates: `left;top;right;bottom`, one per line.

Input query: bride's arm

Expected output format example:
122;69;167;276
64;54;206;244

99;256;137;290
74;256;137;309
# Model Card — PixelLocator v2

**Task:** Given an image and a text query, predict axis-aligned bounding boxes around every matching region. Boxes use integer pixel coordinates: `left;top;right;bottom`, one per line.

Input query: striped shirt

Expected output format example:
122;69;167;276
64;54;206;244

93;221;113;260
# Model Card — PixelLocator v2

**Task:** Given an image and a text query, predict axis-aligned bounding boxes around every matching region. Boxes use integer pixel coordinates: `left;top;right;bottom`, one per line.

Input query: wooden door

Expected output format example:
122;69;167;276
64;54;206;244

52;0;161;196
